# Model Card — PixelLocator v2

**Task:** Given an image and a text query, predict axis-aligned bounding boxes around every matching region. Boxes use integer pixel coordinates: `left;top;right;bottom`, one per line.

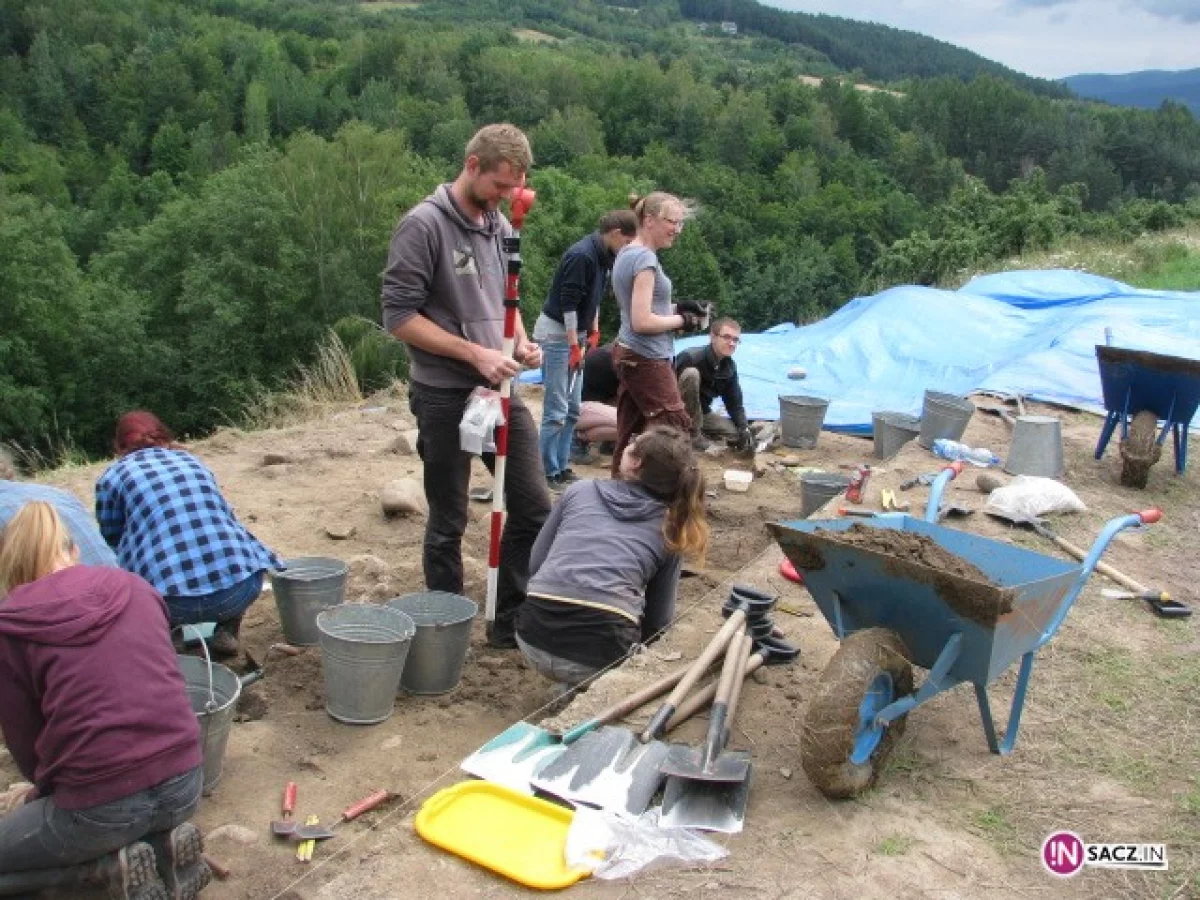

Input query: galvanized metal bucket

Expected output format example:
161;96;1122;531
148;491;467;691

178;652;241;794
779;395;829;449
918;391;975;449
872;411;921;459
270;557;348;646
316;604;414;725
800;473;851;518
1004;415;1064;477
386;592;477;695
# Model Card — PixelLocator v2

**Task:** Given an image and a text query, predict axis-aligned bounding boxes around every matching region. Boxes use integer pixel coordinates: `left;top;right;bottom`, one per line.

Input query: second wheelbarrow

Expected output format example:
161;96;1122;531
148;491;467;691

767;477;1163;798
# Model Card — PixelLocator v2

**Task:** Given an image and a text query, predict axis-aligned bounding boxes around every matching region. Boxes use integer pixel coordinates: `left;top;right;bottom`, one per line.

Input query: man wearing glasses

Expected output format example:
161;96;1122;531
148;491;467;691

674;318;753;454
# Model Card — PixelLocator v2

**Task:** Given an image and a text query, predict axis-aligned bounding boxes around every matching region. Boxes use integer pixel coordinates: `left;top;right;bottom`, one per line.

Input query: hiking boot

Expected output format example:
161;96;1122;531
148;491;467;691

208;626;239;658
570;443;599;466
556;469;580;485
102;843;170;900
545;473;564;493
148;823;211;900
485;622;518;650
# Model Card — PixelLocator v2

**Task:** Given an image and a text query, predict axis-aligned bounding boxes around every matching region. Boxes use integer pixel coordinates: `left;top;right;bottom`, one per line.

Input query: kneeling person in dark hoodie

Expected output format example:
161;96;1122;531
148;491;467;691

516;426;708;691
0;501;210;899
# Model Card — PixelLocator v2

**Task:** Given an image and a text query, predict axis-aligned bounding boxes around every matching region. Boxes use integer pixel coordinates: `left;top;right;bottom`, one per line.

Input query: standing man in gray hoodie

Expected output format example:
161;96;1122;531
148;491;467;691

382;124;551;649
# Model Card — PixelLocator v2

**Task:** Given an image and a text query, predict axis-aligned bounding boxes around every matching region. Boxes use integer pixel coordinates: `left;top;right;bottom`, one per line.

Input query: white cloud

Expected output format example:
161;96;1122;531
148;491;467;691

761;0;1200;78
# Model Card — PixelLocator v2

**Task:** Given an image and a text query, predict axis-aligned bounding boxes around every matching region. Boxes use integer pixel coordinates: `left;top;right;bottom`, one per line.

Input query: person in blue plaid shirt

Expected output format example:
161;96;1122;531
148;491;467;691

95;411;280;657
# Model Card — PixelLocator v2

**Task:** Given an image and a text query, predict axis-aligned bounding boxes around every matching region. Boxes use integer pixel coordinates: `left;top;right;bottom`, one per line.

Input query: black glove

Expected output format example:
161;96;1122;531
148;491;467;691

675;298;707;316
679;311;703;332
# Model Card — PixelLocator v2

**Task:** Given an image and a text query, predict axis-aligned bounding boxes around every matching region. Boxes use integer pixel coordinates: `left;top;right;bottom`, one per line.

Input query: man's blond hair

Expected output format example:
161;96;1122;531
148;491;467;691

465;124;533;174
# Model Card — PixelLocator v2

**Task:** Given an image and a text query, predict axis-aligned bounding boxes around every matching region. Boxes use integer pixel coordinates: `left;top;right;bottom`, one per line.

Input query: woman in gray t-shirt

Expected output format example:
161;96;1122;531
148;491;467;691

609;192;705;476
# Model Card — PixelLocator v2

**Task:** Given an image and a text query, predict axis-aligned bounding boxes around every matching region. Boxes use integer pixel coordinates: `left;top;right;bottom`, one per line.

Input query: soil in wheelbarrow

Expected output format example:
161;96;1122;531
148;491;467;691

822;524;1014;627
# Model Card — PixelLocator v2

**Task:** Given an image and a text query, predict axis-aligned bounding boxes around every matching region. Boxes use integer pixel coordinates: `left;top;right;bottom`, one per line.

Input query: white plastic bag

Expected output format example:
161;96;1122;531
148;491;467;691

459;387;505;455
984;475;1087;521
565;807;728;880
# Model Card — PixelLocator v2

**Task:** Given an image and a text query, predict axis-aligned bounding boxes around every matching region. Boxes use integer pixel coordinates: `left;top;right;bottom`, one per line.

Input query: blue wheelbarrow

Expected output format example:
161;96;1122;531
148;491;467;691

1093;344;1200;481
766;463;1162;798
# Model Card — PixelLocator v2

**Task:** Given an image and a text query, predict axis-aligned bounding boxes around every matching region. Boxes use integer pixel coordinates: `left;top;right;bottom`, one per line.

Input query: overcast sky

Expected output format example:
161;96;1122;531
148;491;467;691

761;0;1200;79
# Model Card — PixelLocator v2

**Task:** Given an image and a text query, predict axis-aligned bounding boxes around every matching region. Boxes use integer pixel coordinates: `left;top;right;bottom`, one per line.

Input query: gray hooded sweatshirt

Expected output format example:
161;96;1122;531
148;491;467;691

525;479;682;634
381;184;513;389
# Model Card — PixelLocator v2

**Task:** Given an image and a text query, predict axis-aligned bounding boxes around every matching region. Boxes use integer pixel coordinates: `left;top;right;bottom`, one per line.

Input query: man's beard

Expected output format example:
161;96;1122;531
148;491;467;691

466;185;498;213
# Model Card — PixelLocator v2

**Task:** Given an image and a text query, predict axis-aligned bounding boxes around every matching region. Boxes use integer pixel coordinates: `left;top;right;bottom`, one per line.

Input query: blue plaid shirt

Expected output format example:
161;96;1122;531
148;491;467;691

95;447;281;598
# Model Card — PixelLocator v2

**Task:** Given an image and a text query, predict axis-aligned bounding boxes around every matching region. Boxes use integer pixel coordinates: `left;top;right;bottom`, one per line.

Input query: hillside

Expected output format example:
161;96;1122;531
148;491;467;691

1065;68;1200;116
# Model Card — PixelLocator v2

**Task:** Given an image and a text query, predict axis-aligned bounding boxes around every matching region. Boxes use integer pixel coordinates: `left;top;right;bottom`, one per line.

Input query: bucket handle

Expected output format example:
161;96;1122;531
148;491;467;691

182;624;219;713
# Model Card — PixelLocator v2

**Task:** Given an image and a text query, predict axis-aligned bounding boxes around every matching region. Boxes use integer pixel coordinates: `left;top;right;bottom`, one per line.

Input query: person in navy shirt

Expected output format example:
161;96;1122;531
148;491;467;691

94;411;280;657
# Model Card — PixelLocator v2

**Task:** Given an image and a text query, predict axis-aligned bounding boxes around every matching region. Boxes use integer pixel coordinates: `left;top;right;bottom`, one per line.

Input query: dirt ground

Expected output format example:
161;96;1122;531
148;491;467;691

5;385;1198;899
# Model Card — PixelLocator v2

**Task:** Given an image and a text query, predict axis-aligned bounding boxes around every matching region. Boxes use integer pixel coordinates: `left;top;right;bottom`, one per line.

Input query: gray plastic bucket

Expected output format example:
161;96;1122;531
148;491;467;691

779;395;830;449
918;391;975;449
316;604;415;725
800;473;851;518
872;411;921;459
386;592;477;695
1004;415;1065;477
178;654;241;794
270;557;348;646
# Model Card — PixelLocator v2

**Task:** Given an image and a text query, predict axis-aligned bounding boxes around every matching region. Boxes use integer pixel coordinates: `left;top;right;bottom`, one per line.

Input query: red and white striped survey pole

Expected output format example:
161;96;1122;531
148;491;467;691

485;184;536;638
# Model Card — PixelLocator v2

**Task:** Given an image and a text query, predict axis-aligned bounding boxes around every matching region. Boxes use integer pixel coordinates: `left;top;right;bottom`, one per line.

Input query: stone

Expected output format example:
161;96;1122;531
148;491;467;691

207;824;260;846
780;767;793;779
389;430;420;456
325;522;356;540
381;478;427;517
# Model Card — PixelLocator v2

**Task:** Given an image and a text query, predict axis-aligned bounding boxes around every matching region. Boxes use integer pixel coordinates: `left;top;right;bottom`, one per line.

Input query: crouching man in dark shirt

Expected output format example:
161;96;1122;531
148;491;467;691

674;317;752;453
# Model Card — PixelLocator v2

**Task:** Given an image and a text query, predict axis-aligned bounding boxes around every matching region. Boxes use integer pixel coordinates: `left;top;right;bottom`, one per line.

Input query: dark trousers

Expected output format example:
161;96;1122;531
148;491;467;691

0;766;202;873
610;345;693;477
409;382;551;636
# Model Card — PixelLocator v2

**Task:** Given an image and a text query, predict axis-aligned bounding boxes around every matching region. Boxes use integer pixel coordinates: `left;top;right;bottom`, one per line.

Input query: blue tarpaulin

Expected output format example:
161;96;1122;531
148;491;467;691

675;269;1200;433
521;269;1200;433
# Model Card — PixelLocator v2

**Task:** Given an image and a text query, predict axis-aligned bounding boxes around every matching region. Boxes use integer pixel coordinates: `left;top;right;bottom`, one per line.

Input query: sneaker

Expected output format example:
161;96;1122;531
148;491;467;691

545;473;564;493
556;469;581;485
103;842;170;900
148;823;211;900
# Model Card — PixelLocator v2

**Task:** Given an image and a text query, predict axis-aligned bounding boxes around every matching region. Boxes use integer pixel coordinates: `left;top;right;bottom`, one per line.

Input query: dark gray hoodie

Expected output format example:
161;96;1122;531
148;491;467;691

526;479;681;633
381;184;513;389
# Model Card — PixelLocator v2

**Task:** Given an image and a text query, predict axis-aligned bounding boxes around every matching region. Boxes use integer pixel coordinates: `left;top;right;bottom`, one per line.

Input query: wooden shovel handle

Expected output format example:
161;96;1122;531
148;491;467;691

639;608;746;742
724;632;756;729
1042;529;1152;594
665;649;765;731
593;658;717;724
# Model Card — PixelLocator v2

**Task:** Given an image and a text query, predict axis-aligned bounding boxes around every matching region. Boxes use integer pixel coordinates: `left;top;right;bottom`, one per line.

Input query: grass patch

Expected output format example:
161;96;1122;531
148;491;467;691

241;329;364;430
969;805;1019;853
876;834;913;856
1182;779;1200;816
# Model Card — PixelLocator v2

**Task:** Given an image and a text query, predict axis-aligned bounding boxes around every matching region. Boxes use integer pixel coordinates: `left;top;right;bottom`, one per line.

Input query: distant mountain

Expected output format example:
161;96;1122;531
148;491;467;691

1064;69;1200;116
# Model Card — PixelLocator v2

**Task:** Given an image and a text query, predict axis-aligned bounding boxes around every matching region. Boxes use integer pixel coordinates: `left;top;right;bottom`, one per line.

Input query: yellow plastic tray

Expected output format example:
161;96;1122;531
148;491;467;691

415;781;591;890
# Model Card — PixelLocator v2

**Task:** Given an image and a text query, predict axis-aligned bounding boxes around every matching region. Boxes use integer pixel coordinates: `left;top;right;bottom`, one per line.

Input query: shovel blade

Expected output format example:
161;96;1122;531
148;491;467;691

659;765;753;833
531;726;670;818
459;722;564;794
659;742;751;783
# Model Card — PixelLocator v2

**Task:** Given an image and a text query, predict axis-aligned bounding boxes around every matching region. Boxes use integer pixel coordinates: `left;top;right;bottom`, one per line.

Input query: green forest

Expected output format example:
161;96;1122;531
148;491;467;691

3;0;1200;460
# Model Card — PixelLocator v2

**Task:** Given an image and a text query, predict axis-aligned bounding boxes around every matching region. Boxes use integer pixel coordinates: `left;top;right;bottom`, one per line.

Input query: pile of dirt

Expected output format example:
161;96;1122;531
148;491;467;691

1119;408;1162;489
822;524;1014;627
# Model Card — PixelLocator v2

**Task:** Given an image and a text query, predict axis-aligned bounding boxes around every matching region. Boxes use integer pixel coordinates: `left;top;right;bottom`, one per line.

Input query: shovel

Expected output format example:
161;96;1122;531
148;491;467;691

460;657;719;794
659;630;756;832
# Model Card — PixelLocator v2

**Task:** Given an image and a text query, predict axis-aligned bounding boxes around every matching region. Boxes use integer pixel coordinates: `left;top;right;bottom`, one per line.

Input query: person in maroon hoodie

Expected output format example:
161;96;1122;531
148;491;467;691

0;501;210;900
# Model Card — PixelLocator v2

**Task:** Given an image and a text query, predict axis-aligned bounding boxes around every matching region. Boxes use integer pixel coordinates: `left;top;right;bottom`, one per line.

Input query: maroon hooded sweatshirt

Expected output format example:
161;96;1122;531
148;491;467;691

0;566;201;810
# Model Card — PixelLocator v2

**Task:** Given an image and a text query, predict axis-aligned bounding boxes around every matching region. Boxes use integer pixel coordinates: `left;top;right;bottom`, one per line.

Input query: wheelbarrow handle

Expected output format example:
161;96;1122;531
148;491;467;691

924;462;964;523
1036;510;1163;649
1137;507;1163;524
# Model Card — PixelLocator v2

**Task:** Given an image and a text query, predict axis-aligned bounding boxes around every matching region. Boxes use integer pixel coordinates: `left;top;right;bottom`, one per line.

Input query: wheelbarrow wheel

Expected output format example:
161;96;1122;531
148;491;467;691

800;628;914;799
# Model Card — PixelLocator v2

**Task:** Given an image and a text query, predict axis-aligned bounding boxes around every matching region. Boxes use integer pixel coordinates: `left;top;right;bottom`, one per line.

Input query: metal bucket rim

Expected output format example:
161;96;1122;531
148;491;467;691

780;394;829;408
317;604;416;643
387;592;477;628
271;557;349;582
177;655;242;715
873;411;921;429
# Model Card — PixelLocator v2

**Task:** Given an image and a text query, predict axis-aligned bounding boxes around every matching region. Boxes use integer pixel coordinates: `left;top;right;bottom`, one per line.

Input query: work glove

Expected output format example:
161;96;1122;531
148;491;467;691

586;329;601;351
730;427;754;454
678;311;704;333
675;298;707;316
568;343;583;372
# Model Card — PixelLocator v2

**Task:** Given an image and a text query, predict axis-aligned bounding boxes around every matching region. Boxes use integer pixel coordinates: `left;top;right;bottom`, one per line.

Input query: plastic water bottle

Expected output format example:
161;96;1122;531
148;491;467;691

932;439;1001;467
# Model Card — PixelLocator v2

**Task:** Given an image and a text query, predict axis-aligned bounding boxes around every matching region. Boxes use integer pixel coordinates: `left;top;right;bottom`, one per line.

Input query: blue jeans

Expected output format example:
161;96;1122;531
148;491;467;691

164;570;265;627
539;337;583;478
0;766;202;872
